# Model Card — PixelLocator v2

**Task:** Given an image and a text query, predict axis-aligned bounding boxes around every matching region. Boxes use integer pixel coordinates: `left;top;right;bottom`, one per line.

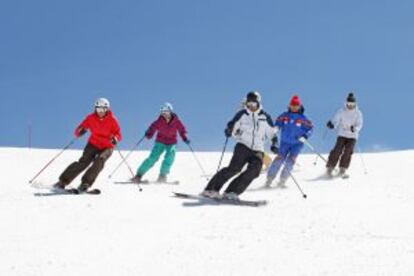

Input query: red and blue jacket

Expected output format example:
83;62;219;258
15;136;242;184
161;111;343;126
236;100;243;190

146;114;188;145
275;108;313;145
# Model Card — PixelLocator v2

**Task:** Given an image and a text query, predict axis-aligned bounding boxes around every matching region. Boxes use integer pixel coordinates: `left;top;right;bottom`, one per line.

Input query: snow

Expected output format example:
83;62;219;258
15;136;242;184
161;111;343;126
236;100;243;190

0;147;413;275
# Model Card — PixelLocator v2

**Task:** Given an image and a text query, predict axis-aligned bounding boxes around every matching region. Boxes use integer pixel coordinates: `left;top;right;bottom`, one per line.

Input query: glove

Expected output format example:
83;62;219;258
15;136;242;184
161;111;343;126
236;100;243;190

183;138;191;145
298;136;307;143
224;127;233;138
327;121;334;129
350;126;355;133
112;136;118;145
145;129;152;139
76;127;87;137
234;129;243;136
271;145;279;154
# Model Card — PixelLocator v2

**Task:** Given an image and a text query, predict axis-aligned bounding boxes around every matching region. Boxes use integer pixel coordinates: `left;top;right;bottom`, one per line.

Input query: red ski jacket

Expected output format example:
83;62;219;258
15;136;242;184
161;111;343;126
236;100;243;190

75;111;122;149
146;114;188;145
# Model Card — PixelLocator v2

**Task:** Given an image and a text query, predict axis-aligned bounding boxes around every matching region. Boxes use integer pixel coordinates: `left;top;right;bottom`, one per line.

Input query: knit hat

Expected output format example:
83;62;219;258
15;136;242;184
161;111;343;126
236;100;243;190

347;93;356;103
290;95;302;106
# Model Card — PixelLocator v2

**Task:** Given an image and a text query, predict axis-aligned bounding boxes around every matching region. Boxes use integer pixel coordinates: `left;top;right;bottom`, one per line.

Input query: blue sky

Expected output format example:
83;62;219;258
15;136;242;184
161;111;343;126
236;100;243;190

0;0;412;152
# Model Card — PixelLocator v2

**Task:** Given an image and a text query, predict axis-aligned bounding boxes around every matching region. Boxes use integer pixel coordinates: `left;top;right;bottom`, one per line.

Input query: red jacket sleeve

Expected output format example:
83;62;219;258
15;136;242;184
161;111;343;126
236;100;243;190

176;118;188;141
112;116;122;142
74;115;92;137
146;118;160;139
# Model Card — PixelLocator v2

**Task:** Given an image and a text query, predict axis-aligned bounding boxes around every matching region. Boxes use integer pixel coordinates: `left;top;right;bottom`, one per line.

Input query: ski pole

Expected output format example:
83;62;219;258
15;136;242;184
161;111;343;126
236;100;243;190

115;145;143;192
357;146;368;175
108;136;145;179
302;138;329;164
287;170;307;199
314;128;329;166
187;143;209;179
29;137;77;184
216;137;229;172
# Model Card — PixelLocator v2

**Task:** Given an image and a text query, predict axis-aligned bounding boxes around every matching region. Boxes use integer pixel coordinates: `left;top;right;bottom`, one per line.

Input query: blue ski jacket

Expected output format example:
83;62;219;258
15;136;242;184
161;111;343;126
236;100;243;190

275;109;313;145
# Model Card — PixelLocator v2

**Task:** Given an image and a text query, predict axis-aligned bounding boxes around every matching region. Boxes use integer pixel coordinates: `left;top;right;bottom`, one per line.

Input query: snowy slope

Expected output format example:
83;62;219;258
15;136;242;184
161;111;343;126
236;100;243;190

0;147;413;276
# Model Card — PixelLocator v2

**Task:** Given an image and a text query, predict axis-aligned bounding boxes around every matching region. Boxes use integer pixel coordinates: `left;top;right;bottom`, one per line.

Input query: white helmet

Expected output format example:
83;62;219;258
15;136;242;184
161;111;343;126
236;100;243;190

95;98;110;109
160;102;173;113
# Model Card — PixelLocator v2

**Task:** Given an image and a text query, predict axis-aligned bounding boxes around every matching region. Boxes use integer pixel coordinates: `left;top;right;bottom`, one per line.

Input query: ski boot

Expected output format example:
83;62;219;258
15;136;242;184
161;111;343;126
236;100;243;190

222;192;240;201
77;183;90;193
264;177;274;188
326;167;335;178
200;190;221;199
130;174;143;183
276;178;288;189
339;167;349;179
157;174;167;183
52;181;66;192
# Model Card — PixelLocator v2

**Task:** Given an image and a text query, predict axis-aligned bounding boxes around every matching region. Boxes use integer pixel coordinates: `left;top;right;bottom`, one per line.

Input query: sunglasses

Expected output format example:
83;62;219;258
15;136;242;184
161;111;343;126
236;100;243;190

96;107;108;113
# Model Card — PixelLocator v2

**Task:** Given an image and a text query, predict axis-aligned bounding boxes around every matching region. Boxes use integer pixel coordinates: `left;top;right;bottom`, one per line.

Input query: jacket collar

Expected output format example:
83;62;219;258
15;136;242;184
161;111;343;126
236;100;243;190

94;110;113;120
158;113;177;123
245;106;262;115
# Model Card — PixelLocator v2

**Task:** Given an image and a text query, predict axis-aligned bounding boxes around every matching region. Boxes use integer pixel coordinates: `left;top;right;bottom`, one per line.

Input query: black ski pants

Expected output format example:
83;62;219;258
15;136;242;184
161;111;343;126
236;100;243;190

327;136;356;169
205;143;263;195
59;143;113;187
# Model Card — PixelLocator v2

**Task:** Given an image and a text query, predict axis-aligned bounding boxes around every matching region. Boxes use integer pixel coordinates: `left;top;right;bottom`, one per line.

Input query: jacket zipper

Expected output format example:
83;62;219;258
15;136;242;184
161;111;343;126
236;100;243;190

251;113;256;149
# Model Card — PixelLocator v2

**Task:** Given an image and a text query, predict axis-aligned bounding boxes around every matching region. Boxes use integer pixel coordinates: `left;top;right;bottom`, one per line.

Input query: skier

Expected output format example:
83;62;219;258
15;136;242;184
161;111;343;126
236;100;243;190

265;95;313;188
201;91;277;200
53;98;122;192
131;103;189;183
326;93;363;177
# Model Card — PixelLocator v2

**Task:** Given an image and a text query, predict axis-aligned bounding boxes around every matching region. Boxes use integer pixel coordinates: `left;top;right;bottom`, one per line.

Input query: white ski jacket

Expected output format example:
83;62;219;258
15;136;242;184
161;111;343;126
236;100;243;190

331;105;364;139
228;107;277;152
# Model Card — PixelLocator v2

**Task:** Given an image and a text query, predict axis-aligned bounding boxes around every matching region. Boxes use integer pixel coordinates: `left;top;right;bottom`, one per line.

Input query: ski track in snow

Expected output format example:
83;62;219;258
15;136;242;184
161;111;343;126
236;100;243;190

0;147;413;275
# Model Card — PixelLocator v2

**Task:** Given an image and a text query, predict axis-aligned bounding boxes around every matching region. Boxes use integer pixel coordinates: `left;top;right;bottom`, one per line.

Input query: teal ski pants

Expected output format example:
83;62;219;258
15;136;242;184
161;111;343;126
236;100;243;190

137;142;176;176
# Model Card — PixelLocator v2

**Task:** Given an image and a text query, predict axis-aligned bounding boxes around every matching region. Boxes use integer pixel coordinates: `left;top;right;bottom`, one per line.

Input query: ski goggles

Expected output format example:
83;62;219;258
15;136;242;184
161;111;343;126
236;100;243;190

161;110;172;115
95;107;108;113
246;101;258;108
346;102;356;109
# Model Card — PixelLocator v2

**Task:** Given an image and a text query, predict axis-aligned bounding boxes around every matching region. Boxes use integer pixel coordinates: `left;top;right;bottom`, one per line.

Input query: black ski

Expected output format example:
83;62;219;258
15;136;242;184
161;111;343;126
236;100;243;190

172;192;267;207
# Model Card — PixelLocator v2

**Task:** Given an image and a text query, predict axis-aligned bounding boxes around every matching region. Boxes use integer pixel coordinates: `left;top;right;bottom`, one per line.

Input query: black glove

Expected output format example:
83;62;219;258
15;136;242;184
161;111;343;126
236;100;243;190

271;145;279;154
145;129;152;139
112;137;118;145
327;121;334;129
80;128;87;136
76;127;87;137
183;138;191;145
350;126;355;133
270;136;279;154
224;127;233;138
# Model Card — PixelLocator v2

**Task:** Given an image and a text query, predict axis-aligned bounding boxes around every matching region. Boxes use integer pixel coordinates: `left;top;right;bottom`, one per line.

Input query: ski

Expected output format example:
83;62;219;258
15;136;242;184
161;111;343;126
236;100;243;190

172;192;267;207
32;184;101;196
114;180;150;184
34;189;101;196
114;180;179;185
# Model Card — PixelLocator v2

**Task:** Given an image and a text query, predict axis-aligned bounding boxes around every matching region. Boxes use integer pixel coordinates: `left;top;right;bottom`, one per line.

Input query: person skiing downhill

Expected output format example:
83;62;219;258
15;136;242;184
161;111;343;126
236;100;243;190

131;103;189;183
265;95;313;188
53;98;122;193
326;93;363;177
201;91;277;200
